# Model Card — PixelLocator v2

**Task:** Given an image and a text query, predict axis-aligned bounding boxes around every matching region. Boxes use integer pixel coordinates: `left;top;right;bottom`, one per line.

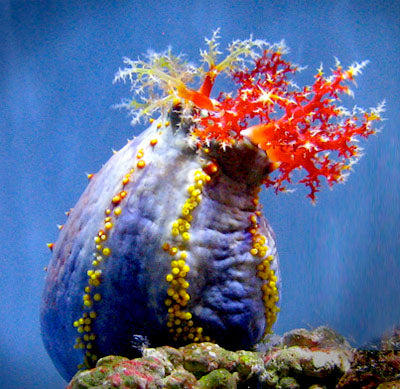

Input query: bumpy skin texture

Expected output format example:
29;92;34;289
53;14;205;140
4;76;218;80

41;113;280;381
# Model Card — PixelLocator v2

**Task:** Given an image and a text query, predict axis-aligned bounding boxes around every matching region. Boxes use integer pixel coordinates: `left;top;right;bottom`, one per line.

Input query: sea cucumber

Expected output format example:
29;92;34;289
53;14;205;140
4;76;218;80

41;31;381;381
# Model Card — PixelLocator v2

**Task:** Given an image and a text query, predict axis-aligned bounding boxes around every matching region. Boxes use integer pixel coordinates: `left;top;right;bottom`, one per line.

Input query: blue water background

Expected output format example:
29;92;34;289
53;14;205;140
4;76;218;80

1;1;399;387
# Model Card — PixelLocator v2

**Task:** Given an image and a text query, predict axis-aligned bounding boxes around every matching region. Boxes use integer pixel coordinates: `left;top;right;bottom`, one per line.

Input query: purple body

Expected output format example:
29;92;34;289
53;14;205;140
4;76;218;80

41;113;280;380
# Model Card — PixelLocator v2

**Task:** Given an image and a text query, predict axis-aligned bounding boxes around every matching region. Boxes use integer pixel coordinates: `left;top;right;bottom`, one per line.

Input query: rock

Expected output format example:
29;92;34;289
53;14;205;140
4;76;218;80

67;355;167;388
381;327;400;351
337;350;400;388
262;327;353;387
282;326;352;350
278;376;300;388
162;366;197;388
180;342;239;377
67;327;400;388
377;381;400;389
235;350;265;380
143;347;176;375
197;369;239;388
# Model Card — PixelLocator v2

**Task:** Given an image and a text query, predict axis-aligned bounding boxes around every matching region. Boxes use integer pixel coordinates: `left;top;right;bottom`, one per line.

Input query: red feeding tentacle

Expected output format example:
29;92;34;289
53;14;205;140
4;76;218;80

192;48;381;201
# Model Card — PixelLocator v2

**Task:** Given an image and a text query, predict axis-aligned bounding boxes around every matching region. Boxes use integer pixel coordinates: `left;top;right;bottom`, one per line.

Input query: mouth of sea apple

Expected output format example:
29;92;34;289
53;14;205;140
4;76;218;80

169;106;273;187
203;139;273;187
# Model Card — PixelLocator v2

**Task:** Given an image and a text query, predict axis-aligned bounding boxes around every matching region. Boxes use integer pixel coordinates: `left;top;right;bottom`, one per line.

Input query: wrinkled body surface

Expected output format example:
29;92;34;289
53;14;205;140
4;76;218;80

41;114;281;381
